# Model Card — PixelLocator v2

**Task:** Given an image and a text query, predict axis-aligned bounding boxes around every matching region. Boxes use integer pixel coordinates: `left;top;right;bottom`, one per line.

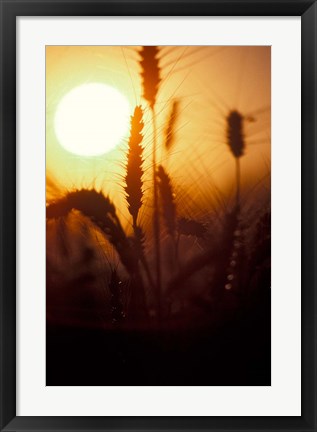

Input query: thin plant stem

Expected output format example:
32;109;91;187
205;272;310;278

132;220;156;291
175;232;180;270
236;157;241;208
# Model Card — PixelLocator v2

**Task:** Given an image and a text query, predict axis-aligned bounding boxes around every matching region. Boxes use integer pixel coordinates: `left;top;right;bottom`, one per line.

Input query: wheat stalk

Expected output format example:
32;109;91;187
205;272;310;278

109;269;125;325
123;105;156;291
211;206;240;299
139;45;162;319
125;106;144;228
156;165;176;238
139;46;161;109
226;110;245;208
165;100;179;152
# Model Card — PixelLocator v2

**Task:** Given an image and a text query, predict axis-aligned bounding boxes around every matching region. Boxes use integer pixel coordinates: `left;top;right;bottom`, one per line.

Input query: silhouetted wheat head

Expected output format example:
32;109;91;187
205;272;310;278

165;100;179;152
226;110;246;207
47;189;136;275
226;110;245;158
157;165;176;238
125;106;145;227
139;46;161;109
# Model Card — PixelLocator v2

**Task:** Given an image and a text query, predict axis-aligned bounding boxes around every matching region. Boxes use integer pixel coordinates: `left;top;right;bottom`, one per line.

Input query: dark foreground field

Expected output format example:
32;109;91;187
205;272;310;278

47;288;270;386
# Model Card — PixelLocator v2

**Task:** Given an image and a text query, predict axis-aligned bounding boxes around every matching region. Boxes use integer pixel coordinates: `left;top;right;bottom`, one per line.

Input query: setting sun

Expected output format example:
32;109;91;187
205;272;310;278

54;83;131;156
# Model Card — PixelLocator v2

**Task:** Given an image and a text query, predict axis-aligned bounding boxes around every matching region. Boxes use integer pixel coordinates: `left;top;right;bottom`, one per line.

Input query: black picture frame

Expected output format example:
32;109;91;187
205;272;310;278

0;0;316;430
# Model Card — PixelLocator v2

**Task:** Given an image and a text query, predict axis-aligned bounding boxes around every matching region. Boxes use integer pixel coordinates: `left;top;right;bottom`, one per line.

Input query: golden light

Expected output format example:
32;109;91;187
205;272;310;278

54;83;131;156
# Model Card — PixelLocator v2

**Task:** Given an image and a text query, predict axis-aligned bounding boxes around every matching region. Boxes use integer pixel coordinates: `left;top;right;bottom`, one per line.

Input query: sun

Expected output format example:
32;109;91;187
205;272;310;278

54;83;131;156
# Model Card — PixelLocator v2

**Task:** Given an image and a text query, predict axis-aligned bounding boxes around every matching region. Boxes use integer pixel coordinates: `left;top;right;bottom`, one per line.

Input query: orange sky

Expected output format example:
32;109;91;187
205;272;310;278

46;46;270;227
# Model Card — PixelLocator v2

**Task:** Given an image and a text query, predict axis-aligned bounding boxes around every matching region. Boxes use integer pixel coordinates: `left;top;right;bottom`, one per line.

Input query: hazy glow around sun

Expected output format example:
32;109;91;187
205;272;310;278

54;83;131;156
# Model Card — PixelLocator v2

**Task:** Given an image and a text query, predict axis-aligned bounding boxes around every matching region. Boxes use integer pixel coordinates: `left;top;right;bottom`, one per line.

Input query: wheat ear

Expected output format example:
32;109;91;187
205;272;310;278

125;106;144;228
226;110;245;208
46;189;136;275
156;165;176;238
139;46;161;109
124;105;156;290
165;100;179;152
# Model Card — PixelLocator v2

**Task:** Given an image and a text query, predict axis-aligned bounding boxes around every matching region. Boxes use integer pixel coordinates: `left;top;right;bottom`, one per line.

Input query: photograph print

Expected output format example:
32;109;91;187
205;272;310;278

46;45;271;386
